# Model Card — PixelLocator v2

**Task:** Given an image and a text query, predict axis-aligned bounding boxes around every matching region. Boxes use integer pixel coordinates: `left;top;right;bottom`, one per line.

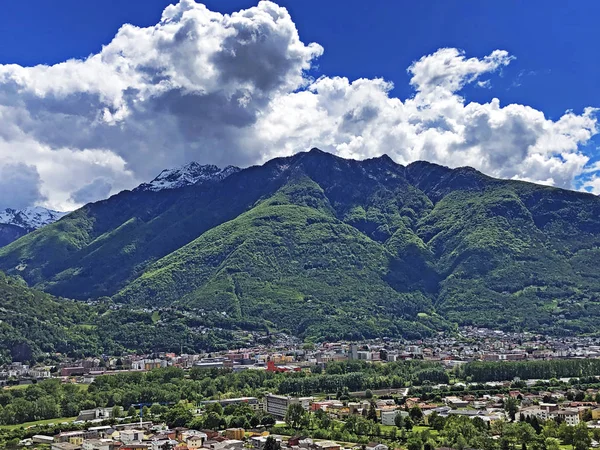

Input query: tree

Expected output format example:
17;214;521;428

285;403;307;429
163;404;193;428
409;406;423;423
430;414;446;432
367;403;378;422
558;422;574;445
264;436;281;450
127;406;137;417
203;411;222;430
151;403;165;416
544;437;561;450
504;397;519;422
365;389;373;399
407;437;423;450
206;402;223;415
572;422;591;450
404;416;414;431
229;416;247;428
112;405;122;418
261;415;276;427
394;412;404;428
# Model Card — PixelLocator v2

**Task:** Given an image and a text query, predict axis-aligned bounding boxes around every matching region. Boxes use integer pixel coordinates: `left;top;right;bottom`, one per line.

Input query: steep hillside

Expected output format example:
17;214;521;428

116;175;441;340
2;149;600;340
0;271;243;364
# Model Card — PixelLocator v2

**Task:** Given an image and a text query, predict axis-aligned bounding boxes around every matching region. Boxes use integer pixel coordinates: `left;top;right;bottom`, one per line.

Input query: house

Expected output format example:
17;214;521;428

82;439;114;450
120;445;149;450
181;431;207;444
444;396;469;408
61;367;87;377
266;360;301;373
287;437;307;447
225;429;245;440
88;426;116;439
313;441;341;450
52;444;82;450
366;443;388;450
380;410;408;426
77;407;113;422
592;407;600;421
251;436;282;450
56;431;87;446
151;440;178;450
186;436;204;449
120;430;145;444
220;439;244;450
33;435;55;444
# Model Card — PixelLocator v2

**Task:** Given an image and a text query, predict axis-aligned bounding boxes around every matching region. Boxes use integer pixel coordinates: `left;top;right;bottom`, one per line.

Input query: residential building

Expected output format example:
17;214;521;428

313;441;341;450
264;394;312;419
225;428;245;440
77;407;113;422
186;435;204;449
82;439;113;450
120;430;145;444
381;410;407;426
557;409;580;426
52;444;81;450
33;435;55;444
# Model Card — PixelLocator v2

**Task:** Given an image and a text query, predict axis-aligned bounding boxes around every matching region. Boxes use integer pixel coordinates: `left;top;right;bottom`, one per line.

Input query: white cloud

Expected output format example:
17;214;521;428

0;1;597;210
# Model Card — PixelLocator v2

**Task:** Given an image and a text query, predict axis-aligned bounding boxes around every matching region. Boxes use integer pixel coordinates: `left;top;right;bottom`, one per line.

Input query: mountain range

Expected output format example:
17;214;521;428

1;148;600;347
0;207;67;248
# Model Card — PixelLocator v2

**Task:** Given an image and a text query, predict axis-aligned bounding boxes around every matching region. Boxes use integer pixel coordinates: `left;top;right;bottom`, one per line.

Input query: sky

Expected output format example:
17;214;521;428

0;0;599;211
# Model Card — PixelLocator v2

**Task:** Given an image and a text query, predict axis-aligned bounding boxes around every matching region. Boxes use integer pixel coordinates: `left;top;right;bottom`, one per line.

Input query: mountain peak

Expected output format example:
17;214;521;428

0;206;68;232
135;162;241;192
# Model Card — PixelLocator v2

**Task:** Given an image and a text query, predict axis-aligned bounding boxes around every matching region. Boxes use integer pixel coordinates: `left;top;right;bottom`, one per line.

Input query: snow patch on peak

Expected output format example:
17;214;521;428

0;206;69;232
135;162;241;192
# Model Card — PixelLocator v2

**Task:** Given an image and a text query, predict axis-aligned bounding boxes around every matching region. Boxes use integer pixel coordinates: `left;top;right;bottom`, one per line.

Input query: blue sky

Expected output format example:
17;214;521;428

0;0;598;209
2;0;597;118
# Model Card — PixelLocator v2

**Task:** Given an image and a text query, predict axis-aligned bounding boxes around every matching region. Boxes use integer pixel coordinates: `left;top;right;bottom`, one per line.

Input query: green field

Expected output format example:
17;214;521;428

2;384;30;391
0;417;77;431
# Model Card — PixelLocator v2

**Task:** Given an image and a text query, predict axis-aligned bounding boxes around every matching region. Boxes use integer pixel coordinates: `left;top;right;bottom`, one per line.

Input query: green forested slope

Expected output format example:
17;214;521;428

0;271;241;363
116;175;443;340
2;149;600;341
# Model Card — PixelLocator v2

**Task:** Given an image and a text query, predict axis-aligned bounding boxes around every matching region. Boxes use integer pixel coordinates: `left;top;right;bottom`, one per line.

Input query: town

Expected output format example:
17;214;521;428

3;328;600;450
4;327;600;386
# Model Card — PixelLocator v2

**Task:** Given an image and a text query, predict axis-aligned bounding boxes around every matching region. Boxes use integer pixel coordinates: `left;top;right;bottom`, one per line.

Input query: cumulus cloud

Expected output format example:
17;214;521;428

0;0;597;210
0;163;45;210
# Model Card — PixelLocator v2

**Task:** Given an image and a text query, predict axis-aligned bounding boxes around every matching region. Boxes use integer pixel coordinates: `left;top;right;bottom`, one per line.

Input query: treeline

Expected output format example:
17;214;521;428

0;362;450;426
0;368;272;425
279;361;448;395
459;358;600;382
